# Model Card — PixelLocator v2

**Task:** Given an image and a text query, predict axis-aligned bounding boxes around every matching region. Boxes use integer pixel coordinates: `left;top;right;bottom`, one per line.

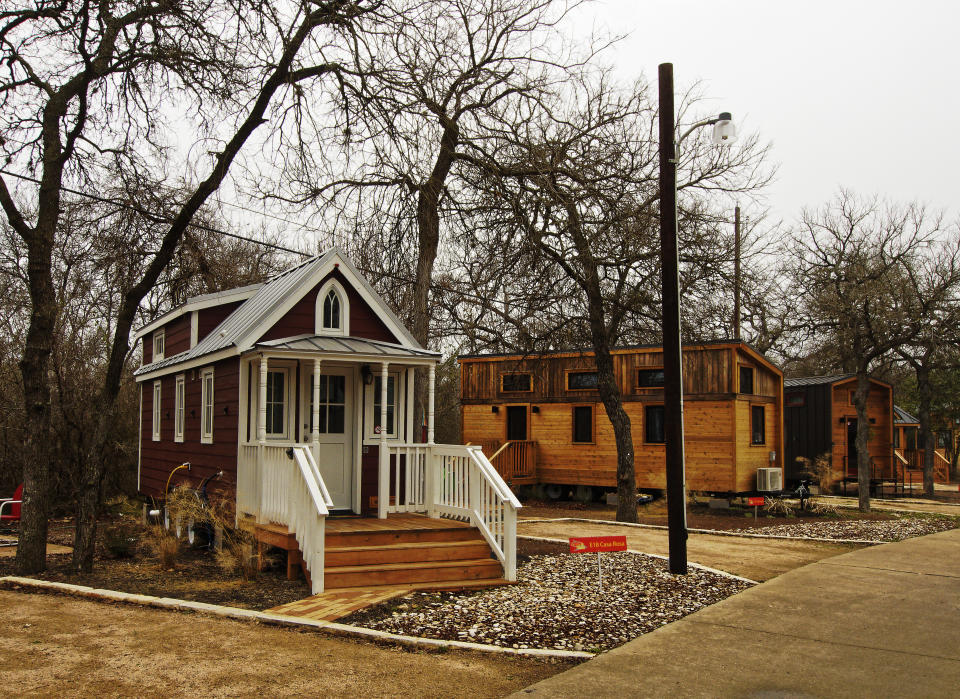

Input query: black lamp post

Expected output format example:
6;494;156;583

658;62;735;575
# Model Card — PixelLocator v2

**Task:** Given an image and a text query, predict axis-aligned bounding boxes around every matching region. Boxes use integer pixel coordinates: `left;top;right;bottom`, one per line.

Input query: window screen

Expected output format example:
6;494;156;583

567;371;599;390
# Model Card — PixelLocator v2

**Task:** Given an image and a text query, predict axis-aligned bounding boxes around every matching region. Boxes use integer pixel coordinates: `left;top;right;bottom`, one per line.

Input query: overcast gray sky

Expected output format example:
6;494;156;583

576;0;960;223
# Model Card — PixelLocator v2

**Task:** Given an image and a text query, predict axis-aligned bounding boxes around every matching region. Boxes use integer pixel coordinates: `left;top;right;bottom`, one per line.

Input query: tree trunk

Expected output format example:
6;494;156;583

411;121;459;439
14;175;62;574
853;371;872;513
916;366;935;496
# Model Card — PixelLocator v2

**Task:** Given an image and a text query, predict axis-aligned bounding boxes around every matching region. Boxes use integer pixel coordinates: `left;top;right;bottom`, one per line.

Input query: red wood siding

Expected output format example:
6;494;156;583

197;301;244;344
259;270;398;343
140;357;240;498
143;336;152;364
164;314;191;357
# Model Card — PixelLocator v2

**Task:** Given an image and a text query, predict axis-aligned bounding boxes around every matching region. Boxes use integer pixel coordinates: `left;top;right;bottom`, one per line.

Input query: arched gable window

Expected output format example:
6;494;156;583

315;279;350;336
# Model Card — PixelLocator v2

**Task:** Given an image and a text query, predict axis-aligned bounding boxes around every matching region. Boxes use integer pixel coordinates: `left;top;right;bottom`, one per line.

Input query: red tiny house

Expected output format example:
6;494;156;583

134;249;520;594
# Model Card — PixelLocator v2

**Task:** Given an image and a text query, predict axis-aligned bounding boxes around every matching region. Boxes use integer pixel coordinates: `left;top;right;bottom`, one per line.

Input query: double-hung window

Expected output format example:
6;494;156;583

201;368;214;443
152;381;162;441
265;369;288;439
174;375;185;443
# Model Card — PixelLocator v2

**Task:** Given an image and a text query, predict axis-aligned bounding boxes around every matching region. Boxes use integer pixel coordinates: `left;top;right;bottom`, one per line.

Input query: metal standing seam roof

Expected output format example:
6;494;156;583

894;405;920;425
784;374;855;388
254;335;440;360
134;248;424;377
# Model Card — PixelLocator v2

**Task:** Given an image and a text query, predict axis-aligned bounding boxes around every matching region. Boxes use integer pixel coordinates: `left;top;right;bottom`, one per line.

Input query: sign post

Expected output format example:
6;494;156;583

569;536;628;591
747;496;765;521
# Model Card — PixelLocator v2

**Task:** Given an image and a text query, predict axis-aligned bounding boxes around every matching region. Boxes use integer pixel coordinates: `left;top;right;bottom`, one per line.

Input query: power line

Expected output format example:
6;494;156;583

0;168;311;257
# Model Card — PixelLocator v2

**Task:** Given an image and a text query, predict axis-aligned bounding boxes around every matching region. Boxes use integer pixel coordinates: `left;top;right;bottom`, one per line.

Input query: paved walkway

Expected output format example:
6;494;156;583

512;528;960;698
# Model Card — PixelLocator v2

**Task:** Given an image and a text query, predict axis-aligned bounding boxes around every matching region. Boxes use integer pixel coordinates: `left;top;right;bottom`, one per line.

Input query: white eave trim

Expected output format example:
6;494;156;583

132;285;262;342
245;348;440;367
236;250;422;353
134;347;238;382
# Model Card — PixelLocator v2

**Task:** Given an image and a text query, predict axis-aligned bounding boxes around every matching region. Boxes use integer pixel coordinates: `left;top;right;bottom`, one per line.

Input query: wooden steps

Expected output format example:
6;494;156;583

325;558;503;588
254;514;507;591
325;519;501;589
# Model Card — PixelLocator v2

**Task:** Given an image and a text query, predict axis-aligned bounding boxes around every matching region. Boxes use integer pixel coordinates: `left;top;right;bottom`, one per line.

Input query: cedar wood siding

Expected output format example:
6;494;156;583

782;378;893;483
830;379;893;479
259;269;398;344
140;356;240;498
460;343;784;493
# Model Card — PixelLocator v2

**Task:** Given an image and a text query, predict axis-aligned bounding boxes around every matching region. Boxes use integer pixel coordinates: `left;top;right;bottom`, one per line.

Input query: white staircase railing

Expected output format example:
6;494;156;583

255;444;332;595
384;443;521;580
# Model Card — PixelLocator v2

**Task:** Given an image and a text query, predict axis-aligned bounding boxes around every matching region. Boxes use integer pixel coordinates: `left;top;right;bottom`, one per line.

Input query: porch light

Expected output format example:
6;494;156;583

361;364;374;385
711;112;736;144
491;406;499;413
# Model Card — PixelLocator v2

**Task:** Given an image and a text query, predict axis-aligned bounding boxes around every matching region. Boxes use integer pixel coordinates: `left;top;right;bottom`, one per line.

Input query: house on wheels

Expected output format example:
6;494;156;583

783;374;895;490
459;340;785;498
134;249;518;594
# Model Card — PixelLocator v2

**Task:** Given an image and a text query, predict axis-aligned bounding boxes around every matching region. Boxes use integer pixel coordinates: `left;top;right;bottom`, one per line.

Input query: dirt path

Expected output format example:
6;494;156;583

0;590;571;698
518;520;861;582
822;495;960;516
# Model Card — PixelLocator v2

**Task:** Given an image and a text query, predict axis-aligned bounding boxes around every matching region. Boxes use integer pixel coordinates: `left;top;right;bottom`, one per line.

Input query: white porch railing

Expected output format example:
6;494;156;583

384;443;521;580
238;443;332;594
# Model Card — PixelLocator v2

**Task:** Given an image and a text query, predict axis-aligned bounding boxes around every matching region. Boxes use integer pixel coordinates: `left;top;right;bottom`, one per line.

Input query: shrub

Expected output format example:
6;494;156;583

145;524;180;568
102;523;138;559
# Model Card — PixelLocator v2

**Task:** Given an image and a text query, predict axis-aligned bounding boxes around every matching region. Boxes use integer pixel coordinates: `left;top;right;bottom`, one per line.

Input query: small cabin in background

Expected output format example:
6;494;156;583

783;375;894;486
893;405;952;485
459;341;784;496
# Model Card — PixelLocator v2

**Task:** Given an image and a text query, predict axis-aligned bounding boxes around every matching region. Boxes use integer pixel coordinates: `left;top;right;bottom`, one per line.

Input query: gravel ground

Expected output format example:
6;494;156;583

343;552;752;652
728;514;960;541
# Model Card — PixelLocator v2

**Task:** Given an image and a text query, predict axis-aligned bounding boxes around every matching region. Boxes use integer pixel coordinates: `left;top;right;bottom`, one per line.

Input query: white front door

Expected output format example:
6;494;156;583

303;367;354;510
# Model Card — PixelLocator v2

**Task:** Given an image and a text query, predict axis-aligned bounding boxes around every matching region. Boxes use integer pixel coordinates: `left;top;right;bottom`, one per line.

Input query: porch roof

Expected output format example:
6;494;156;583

252;334;441;364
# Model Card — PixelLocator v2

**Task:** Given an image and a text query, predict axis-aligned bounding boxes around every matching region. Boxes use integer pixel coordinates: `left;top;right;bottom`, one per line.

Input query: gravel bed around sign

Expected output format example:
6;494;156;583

341;552;752;652
727;514;960;541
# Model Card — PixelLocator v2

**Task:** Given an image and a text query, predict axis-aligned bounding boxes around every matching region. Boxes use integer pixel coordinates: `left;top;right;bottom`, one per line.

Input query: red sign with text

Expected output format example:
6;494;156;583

747;496;765;507
569;536;627;554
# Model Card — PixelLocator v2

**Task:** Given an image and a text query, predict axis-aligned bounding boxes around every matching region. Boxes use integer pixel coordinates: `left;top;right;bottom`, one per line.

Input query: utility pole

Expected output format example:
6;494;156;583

658;62;688;575
733;205;741;341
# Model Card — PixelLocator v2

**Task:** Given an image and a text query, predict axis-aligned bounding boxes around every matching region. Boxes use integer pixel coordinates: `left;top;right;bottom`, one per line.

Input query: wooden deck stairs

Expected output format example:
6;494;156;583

253;513;509;591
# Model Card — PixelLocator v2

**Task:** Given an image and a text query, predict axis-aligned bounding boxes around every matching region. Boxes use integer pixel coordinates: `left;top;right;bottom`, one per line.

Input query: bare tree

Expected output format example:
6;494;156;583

452;75;771;521
786;192;949;511
895;236;960;495
0;0;386;572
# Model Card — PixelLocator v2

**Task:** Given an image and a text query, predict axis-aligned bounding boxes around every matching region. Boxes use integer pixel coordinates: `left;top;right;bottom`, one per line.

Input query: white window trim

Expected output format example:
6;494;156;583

265;367;291;440
190;311;199;348
174;374;185;443
363;371;402;442
201;368;214;444
315;278;350;336
152;381;162;441
153;329;165;361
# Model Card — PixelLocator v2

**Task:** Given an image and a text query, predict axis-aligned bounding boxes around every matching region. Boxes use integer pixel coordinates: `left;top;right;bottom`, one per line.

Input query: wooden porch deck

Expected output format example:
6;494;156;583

324;512;473;534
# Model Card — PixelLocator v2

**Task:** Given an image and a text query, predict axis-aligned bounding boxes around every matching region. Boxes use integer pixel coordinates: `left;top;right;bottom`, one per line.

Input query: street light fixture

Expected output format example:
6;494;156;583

658;62;736;575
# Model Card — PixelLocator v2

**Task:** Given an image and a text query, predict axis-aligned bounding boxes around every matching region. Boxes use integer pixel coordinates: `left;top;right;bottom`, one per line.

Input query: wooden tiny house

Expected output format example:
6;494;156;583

783;375;894;485
134;249;519;594
459;341;784;495
893;406;952;485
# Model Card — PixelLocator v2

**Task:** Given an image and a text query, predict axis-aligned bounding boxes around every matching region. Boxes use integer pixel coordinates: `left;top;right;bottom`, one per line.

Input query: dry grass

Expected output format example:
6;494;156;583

165;485;257;580
764;497;794;517
144;525;180;568
795;452;838;493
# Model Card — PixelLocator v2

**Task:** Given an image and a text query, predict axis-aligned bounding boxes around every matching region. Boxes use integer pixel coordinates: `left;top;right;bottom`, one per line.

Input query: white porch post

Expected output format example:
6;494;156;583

378;361;389;518
257;355;268;521
258;356;268;444
312;358;321;450
427;363;436;445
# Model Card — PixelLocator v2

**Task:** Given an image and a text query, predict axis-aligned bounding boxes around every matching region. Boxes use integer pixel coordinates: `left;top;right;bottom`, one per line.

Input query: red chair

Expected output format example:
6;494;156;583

0;484;23;522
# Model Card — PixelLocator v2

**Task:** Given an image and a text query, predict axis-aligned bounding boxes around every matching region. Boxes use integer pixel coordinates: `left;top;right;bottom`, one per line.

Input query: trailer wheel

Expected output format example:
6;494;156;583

545;484;564;500
573;485;594;503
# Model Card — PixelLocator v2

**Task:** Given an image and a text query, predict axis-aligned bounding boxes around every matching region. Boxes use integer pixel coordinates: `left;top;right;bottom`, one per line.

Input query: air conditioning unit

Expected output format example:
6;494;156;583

756;467;783;492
